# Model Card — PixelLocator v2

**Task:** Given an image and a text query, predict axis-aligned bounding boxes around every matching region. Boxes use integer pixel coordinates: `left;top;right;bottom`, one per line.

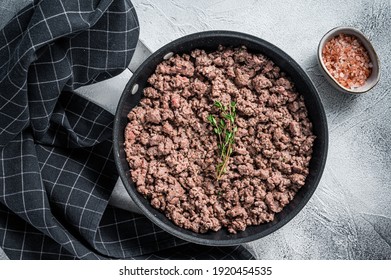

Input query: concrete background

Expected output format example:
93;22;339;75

1;0;390;259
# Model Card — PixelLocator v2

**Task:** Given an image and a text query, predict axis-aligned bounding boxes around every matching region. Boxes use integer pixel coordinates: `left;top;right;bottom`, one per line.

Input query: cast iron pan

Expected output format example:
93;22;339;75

113;31;328;246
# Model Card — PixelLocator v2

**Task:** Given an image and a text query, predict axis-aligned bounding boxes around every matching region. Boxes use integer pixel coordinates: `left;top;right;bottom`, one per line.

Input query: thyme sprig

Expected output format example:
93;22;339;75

207;100;237;180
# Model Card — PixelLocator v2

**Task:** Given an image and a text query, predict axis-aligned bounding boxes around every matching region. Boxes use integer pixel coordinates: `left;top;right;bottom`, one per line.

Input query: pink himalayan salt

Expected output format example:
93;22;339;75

322;33;372;89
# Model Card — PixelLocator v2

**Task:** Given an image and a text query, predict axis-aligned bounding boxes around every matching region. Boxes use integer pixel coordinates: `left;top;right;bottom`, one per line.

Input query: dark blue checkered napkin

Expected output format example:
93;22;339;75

0;0;253;260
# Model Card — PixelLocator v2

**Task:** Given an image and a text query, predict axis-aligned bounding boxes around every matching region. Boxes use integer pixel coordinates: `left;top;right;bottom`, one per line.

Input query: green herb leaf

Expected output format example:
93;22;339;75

225;132;232;142
219;119;225;128
214;101;223;109
207;115;217;127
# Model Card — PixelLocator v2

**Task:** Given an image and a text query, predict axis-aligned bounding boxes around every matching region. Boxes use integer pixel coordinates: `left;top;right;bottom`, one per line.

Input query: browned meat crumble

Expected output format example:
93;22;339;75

124;45;315;234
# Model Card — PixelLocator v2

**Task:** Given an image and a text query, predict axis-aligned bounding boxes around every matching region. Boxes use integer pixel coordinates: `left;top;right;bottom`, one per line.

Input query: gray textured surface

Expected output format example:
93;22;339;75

131;0;391;260
1;0;390;260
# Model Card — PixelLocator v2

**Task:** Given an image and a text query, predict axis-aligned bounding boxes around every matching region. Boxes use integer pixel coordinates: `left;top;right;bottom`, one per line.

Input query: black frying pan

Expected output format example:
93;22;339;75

113;31;328;246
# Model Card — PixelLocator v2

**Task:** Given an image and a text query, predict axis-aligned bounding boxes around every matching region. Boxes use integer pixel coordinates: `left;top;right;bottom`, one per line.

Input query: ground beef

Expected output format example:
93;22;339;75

124;45;316;234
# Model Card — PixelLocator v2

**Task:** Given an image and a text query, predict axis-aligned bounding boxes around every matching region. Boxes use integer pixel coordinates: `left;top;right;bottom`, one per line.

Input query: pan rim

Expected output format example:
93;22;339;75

113;30;328;246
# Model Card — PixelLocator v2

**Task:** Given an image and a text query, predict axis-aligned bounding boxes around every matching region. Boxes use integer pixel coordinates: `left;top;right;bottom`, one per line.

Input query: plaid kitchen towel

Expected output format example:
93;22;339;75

0;0;254;260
